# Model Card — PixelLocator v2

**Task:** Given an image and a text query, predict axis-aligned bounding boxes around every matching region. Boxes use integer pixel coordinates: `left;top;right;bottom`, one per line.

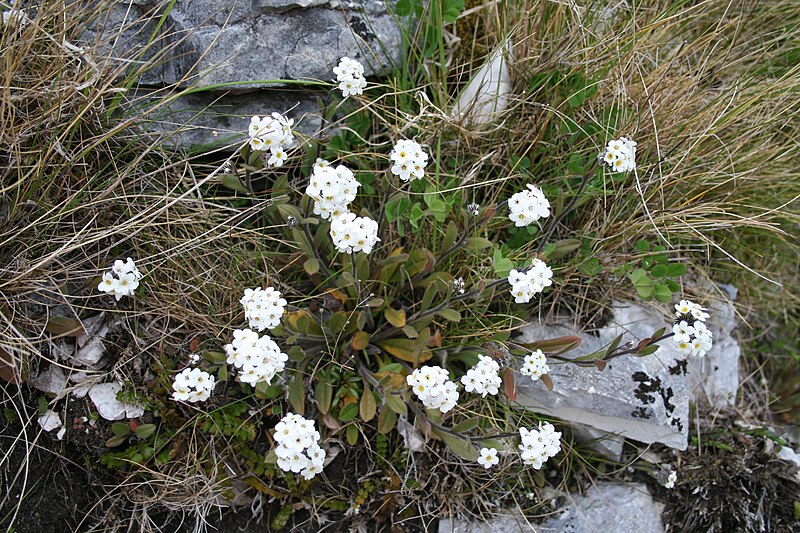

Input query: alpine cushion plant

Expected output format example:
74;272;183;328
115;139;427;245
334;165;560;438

132;56;712;489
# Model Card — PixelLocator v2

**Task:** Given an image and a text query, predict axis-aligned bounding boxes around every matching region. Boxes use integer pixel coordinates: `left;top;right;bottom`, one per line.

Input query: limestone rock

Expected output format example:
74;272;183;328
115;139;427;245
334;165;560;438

686;288;740;408
438;483;664;533
536;483;665;533
127;89;324;149
88;382;145;421
85;0;402;89
516;302;690;450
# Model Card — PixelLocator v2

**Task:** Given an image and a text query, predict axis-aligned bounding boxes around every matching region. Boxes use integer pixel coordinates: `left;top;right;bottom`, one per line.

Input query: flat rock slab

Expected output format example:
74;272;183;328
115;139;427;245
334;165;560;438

84;0;402;89
438;483;664;533
537;483;665;533
516;302;690;450
126;89;325;149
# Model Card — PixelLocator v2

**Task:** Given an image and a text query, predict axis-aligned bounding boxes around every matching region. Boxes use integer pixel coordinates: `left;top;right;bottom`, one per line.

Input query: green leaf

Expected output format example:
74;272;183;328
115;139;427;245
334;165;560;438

442;221;458;253
635;239;650;252
288;372;305;415
377;407;398;434
338;402;358;422
451;417;480;433
134;424;156;439
637;345;660;356
303;257;319;275
315;377;333;414
665;279;680;292
630;268;648;285
346;423;359;445
636;285;654;299
385;394;407;415
667;263;686;277
435;308;461;322
402;325;419;338
651;264;668;278
432;428;477;461
219;174;250;194
465;237;493;252
359;385;377;421
605;334;624;356
384;307;407;328
542;239;581;260
111;422;130;437
351;331;371;350
442;0;464;23
654;284;673;303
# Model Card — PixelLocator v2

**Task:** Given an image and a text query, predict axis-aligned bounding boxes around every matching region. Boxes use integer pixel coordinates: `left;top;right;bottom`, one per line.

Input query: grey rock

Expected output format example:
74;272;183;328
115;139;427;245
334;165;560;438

537;483;665;533
686;293;739;409
127;88;325;148
516;302;690;450
85;0;402;89
438;483;664;533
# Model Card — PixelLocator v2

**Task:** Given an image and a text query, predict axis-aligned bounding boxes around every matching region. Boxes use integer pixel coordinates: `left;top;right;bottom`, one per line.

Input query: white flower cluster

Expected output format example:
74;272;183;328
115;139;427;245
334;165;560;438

601;136;637;173
98;258;143;301
172;367;216;403
518;422;561;469
477;447;500;469
672;300;713;357
406;365;459;413
240;286;287;331
248;113;295;167
273;413;326;479
389;139;428;182
508;259;553;304
333;57;367;98
460;355;502;397
329;212;380;255
520;349;550;382
305;162;360;220
224;328;288;386
508;184;550;227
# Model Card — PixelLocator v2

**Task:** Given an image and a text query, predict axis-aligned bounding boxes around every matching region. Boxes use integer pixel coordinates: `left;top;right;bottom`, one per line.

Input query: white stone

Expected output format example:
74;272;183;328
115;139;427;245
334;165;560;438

88;382;144;421
38;410;63;432
31;365;68;396
438;483;664;533
777;446;800;482
537;483;664;533
516;302;690;450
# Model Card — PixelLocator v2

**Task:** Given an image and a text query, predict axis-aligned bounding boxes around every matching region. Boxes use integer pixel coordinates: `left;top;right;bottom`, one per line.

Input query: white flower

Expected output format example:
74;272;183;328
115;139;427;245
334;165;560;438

507;259;553;304
407;365;459;413
663;470;677;489
518;422;561;469
389;139;429;182
507;184;550;227
240;286;287;331
672;299;713;357
224;328;288;386
98;258;142;301
172;367;216;402
329;212;380;255
477;447;500;469
333;57;367;98
305;163;360;220
247;113;295;166
273;413;326;479
601;136;637;173
460;355;502;397
520;349;549;382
